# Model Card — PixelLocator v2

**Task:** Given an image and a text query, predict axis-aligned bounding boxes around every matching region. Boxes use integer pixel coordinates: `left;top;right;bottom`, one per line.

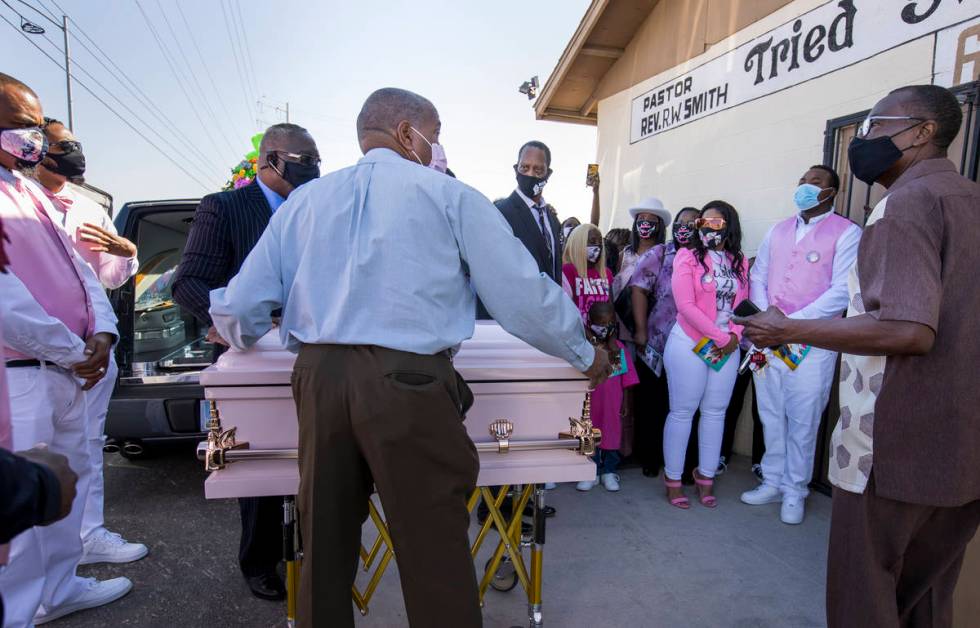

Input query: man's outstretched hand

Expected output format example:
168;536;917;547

17;444;77;524
584;346;613;390
733;306;790;348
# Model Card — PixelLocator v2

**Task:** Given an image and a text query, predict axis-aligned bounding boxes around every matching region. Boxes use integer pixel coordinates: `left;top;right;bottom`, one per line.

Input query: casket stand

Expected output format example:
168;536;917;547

197;322;599;627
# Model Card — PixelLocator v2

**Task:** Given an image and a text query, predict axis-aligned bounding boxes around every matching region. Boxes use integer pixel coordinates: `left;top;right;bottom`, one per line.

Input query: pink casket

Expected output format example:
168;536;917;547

199;322;596;498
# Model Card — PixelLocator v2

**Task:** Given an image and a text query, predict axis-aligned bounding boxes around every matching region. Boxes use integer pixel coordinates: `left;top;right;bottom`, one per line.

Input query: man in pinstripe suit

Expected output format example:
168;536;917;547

173;123;320;601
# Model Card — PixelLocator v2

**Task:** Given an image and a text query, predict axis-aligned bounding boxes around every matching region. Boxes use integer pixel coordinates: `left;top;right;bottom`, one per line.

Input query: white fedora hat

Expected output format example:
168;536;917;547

627;197;671;226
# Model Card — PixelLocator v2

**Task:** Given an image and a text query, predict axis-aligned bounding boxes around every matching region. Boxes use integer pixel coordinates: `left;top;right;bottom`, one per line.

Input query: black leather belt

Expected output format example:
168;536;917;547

5;359;54;368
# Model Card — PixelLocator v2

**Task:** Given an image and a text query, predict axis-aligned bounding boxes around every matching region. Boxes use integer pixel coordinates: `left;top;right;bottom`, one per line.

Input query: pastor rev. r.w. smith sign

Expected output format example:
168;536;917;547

629;0;979;144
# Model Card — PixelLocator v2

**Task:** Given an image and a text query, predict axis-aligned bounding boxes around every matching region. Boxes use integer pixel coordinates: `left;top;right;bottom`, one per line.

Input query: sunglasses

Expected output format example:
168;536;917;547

695;217;726;230
51;140;82;154
271;150;320;167
856;116;924;139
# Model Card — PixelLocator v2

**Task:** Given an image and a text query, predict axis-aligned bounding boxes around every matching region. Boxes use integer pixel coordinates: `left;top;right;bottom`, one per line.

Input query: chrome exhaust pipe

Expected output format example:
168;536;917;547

103;438;121;454
122;441;144;456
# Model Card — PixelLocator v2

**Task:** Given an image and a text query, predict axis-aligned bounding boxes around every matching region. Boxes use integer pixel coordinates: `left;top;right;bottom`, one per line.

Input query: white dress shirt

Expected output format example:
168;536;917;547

46;183;139;290
0;167;118;368
750;209;862;320
515;187;556;261
210;148;595;371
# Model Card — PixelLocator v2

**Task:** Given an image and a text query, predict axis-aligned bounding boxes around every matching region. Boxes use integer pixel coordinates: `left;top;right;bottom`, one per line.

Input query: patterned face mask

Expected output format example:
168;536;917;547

586;245;602;263
0;127;47;165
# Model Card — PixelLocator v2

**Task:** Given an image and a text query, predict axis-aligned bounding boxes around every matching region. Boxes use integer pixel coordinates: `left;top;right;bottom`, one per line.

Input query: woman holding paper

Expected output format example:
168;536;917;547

662;201;748;509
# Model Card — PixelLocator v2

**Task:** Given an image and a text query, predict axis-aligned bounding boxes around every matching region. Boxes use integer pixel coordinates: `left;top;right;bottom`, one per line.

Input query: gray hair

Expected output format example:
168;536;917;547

356;88;435;140
260;123;312;151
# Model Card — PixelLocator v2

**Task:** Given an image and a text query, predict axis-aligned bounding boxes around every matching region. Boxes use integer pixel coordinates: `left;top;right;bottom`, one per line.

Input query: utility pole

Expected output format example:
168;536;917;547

285;101;289;123
62;15;73;131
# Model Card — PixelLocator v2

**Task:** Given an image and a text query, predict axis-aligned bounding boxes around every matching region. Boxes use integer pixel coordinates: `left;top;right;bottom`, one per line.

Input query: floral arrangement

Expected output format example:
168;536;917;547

223;133;264;190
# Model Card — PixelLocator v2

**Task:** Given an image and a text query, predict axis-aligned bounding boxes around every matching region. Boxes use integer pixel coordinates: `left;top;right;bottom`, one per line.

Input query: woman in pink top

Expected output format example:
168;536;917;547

561;224;613;322
663;201;748;509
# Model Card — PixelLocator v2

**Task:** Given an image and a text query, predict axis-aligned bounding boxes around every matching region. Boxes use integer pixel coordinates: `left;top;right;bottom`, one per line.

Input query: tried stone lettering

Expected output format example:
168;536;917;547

744;0;855;85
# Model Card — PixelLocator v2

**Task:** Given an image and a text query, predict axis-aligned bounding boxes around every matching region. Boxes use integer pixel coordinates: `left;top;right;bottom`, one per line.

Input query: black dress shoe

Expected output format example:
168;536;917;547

522;504;556;518
245;572;286;601
642;466;659;478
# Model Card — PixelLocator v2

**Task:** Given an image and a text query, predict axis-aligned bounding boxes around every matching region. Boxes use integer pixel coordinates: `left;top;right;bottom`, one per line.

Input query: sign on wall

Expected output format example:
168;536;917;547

629;0;980;144
934;14;980;87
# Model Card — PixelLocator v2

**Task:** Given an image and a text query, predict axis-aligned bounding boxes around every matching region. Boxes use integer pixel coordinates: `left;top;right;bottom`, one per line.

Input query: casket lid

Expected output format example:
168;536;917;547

200;321;586;387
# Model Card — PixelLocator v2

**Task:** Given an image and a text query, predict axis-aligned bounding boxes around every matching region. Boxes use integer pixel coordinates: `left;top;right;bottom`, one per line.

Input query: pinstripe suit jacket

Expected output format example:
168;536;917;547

173;181;273;325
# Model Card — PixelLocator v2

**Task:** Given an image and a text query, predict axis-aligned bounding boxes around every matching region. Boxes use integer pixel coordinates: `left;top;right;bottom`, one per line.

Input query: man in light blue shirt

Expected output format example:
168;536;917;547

210;88;608;628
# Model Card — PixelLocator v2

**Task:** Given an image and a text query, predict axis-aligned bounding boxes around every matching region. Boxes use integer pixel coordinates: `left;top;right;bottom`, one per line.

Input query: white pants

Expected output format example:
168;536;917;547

80;356;117;541
662;324;739;481
1;366;92;628
753;345;838;498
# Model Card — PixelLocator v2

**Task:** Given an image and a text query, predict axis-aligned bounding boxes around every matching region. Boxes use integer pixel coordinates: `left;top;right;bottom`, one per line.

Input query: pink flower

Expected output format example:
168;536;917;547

233;176;252;189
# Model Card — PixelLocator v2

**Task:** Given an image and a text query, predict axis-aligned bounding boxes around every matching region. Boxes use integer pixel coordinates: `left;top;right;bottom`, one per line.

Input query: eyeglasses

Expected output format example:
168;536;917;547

856;116;924;139
695;217;726;230
51;140;82;154
271;150;320;167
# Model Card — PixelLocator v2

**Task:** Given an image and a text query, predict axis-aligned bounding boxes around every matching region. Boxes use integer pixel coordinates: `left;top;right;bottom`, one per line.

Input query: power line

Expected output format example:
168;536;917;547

219;0;257;126
134;0;229;165
2;0;222;180
59;14;220;175
231;0;260;104
12;0;56;26
0;12;214;192
174;0;252;140
151;0;238;156
219;0;257;127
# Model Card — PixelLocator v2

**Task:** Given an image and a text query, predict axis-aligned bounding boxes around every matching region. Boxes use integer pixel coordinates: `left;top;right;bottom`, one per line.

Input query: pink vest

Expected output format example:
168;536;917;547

0;174;93;360
766;213;851;315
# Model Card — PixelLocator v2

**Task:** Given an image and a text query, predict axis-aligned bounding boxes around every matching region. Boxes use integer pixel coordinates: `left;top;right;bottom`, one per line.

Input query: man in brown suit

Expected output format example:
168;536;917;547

736;84;980;628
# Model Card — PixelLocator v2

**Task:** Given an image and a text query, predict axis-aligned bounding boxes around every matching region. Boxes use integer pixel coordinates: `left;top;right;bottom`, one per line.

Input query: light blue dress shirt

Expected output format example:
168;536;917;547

256;176;285;212
210;148;595;371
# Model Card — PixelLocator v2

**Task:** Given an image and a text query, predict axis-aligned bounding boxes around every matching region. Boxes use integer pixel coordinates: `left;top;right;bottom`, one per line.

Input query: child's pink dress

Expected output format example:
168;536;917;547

589;340;639;451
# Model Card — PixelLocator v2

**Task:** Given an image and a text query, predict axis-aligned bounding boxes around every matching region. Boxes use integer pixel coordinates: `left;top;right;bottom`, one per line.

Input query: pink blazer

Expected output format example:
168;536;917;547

671;247;749;345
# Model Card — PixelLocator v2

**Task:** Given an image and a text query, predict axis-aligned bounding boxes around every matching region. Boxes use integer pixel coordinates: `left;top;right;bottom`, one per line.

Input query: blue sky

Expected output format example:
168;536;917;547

1;0;598;219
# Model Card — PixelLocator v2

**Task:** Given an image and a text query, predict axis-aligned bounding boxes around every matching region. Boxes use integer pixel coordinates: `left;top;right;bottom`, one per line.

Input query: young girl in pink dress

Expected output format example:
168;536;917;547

561;224;613;323
576;301;639;492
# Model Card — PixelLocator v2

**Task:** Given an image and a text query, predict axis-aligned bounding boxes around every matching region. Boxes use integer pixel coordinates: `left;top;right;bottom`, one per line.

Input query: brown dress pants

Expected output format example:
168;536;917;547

291;344;481;628
827;474;980;628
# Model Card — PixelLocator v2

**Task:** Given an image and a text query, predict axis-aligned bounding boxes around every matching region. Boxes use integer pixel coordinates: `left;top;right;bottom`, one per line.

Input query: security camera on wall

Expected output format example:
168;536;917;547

518;76;539;101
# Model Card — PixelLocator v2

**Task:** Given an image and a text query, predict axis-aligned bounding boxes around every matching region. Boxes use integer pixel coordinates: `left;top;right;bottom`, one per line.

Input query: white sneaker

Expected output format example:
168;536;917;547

576;477;599;492
781;495;806;525
34;577;132;624
740;484;783;505
600;473;621;492
80;528;148;565
543;482;557;490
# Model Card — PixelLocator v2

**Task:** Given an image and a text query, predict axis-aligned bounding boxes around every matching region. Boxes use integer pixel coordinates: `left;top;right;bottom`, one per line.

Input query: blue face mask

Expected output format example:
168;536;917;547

793;183;833;212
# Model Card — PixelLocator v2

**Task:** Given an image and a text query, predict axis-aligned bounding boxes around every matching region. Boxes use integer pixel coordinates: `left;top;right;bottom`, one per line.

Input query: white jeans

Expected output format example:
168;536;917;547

753;345;838;498
662;324;739;481
0;366;91;628
80;356;117;541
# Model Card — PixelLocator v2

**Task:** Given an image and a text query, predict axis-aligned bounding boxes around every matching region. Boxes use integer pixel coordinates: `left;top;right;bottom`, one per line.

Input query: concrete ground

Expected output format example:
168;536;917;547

53;445;830;628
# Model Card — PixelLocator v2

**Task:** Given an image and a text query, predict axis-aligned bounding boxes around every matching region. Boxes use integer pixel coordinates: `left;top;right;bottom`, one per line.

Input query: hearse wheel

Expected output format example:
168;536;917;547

485;556;518;592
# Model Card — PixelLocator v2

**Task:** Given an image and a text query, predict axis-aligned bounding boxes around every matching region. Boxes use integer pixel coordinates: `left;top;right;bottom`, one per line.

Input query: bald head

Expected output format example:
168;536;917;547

356;88;440;163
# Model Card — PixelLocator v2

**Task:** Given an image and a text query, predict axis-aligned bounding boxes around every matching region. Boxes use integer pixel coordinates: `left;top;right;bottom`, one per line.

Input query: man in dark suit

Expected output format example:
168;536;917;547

172;123;320;600
477;140;562;321
498;140;562;281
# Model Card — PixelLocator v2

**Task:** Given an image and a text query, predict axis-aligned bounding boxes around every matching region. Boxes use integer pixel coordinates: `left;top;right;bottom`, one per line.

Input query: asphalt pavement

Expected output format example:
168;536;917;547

51;446;830;628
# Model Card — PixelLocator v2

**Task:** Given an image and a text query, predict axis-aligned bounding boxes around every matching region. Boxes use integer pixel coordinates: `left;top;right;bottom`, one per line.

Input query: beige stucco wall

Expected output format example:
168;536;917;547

595;34;934;251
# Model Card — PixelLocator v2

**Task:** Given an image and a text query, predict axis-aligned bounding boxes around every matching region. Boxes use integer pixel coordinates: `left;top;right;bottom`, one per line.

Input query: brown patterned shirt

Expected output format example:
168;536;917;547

831;158;980;506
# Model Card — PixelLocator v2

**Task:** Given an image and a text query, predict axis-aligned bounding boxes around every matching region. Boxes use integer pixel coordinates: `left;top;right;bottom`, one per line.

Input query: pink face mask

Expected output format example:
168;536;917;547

429;143;448;173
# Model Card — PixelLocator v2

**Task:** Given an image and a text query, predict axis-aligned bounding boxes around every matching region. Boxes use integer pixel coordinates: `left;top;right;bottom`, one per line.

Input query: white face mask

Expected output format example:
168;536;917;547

587;245;602;263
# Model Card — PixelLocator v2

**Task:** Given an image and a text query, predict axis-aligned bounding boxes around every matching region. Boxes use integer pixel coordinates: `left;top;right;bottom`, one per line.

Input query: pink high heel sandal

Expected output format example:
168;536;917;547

692;468;717;508
664;477;690;510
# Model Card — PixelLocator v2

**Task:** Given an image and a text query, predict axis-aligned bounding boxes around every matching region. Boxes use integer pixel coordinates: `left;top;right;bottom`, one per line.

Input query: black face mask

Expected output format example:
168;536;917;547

515;167;549;198
847;122;921;186
45;150;86;181
271;155;320;191
673;223;695;246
